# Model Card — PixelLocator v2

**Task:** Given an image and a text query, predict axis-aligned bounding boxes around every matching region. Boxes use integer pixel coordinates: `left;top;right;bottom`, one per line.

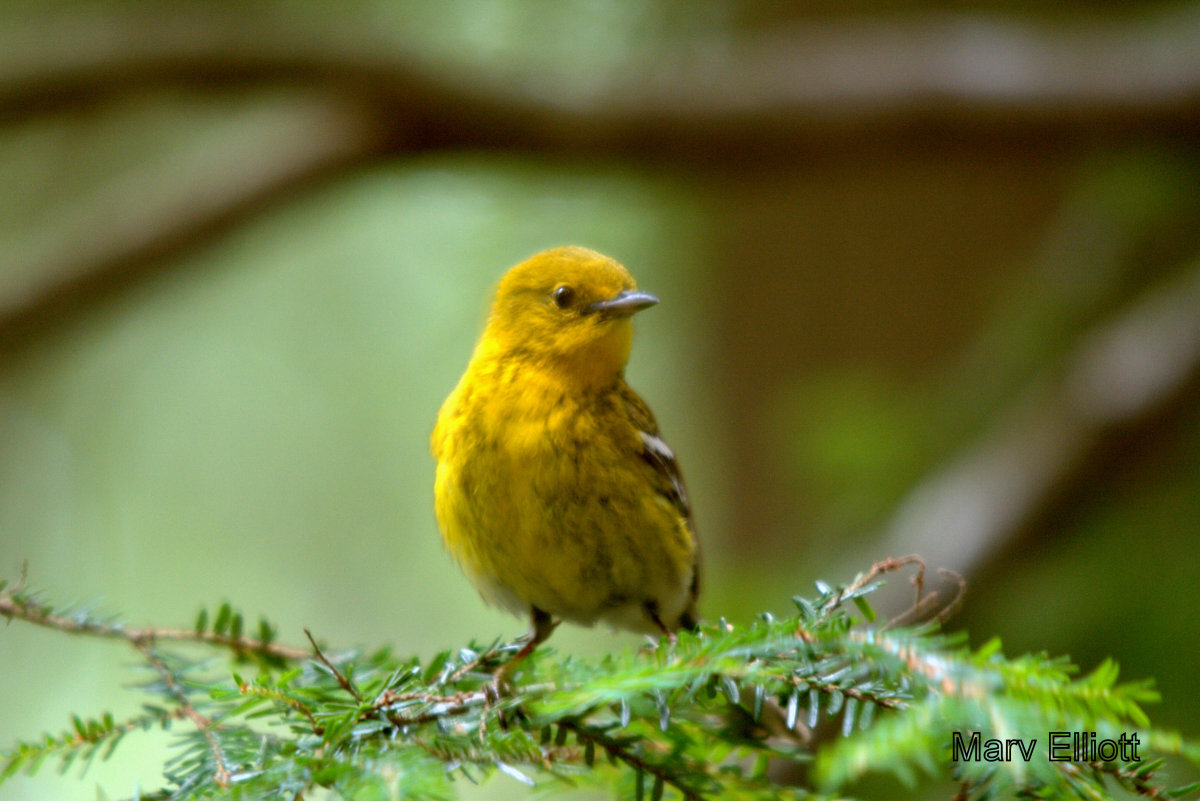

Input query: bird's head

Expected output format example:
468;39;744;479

482;246;659;384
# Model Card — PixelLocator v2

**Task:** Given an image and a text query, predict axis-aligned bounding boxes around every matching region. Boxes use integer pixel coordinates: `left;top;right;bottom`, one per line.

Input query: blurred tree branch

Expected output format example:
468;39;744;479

3;4;1200;343
0;86;390;339
3;5;1200;142
880;257;1200;574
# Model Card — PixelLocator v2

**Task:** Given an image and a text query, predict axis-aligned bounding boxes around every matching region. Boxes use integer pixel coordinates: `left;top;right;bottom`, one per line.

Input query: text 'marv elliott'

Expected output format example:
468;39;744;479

952;731;1141;762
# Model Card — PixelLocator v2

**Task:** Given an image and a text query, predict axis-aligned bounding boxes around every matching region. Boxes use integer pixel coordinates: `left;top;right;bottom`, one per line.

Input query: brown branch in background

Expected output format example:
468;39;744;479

0;588;311;662
0;85;391;342
3;5;1200;133
879;260;1200;575
3;5;1199;352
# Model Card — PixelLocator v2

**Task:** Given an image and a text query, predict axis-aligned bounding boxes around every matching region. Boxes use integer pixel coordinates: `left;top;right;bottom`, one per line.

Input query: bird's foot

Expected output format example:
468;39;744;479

481;641;535;730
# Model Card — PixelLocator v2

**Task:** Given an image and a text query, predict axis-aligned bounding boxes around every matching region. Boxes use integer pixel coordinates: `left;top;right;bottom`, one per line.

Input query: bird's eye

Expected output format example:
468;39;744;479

552;285;575;309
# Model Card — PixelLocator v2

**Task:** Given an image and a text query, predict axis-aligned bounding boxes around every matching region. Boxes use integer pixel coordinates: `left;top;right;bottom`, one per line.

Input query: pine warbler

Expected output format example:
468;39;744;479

432;246;699;671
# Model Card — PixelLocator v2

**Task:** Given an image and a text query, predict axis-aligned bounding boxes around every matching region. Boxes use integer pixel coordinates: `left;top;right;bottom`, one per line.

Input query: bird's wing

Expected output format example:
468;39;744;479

618;384;691;523
619;383;701;619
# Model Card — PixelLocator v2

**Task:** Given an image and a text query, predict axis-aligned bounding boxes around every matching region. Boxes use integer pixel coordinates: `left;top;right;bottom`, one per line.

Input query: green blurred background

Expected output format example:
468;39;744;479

2;2;1198;799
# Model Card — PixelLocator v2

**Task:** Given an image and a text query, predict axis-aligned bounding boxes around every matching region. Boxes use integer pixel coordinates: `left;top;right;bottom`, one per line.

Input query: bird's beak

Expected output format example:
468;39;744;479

585;290;659;318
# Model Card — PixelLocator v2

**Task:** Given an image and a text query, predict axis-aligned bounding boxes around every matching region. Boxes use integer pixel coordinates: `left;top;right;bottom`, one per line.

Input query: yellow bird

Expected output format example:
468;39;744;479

432;246;699;673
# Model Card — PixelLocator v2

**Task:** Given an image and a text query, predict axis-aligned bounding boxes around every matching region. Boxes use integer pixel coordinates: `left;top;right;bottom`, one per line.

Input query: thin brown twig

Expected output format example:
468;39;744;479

1;569;295;792
886;566;970;630
375;688;485;710
0;593;310;661
237;680;323;733
842;554;926;608
304;628;362;703
793;674;905;711
933;569;968;624
136;642;230;788
445;642;511;683
293;635;492;737
556;719;704;801
884;591;942;631
382;703;481;731
12;705;190;764
371;687;489;729
821;554;928;626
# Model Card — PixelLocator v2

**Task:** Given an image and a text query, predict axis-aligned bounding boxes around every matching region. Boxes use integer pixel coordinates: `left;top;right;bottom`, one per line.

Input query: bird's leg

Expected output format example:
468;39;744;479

644;602;678;647
491;606;558;699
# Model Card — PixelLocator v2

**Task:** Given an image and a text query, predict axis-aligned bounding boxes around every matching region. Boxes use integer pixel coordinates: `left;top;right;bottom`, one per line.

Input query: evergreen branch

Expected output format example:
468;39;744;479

789;673;904;712
3;566;1197;800
1;706;188;781
556;718;705;801
372;687;489;728
137;643;231;789
304;627;363;702
818;553;927;619
1068;760;1180;800
235;680;322;732
0;589;309;662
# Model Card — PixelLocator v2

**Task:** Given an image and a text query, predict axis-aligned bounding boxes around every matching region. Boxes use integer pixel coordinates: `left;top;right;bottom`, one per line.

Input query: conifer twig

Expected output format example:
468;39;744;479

136;643;231;789
794;674;905;711
1064;761;1176;800
304;628;362;702
372;687;489;727
824;554;926;616
932;568;967;624
0;591;309;661
556;719;703;801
